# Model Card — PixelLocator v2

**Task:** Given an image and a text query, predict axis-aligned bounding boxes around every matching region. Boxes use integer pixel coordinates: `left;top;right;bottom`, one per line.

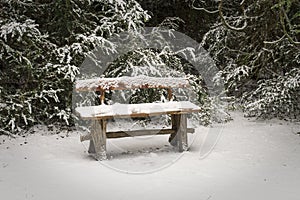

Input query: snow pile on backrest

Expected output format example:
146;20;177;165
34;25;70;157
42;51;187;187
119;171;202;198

76;75;190;91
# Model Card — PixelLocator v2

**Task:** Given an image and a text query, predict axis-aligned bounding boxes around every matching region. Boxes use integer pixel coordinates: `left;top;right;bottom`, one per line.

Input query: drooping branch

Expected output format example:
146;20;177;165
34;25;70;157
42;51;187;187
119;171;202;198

264;35;286;44
280;6;300;46
218;0;247;32
192;0;248;31
285;32;300;46
263;5;299;46
191;0;219;14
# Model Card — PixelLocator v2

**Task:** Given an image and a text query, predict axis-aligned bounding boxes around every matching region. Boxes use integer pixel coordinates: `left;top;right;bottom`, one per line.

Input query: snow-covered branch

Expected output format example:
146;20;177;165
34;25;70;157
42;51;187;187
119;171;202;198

218;0;247;31
191;0;218;14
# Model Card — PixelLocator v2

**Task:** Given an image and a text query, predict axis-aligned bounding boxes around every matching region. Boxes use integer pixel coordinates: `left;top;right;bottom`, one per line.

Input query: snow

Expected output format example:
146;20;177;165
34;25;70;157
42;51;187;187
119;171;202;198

75;101;200;119
1;112;300;200
0;103;7;108
75;75;190;91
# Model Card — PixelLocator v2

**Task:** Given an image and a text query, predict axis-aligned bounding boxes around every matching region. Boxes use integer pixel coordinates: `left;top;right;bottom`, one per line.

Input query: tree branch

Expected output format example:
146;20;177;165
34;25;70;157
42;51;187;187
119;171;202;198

280;6;300;46
240;0;246;6
191;0;219;14
264;35;286;44
218;0;247;32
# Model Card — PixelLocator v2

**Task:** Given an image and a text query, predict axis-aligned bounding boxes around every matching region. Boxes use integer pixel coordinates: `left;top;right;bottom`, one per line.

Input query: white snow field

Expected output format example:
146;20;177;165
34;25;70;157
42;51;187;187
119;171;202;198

1;112;300;200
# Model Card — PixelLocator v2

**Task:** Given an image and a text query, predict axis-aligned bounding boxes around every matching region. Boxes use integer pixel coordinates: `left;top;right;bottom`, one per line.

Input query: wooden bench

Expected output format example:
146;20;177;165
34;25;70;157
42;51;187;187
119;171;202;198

75;75;201;160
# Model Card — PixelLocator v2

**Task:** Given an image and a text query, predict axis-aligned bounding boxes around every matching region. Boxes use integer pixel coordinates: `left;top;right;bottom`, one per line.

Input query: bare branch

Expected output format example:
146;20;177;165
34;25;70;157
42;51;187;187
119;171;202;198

263;7;299;46
264;35;286;44
281;6;293;31
285;33;300;46
264;66;283;77
218;0;247;32
240;0;246;6
279;7;300;46
191;0;219;14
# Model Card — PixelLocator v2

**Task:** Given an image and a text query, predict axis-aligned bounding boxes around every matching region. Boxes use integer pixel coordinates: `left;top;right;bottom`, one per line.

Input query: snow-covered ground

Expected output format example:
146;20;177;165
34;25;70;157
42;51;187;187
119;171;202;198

1;112;300;200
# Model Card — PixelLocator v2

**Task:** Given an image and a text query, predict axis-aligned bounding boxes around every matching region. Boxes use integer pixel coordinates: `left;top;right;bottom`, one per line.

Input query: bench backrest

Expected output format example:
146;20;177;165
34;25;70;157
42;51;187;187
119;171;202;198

75;75;190;104
75;75;190;91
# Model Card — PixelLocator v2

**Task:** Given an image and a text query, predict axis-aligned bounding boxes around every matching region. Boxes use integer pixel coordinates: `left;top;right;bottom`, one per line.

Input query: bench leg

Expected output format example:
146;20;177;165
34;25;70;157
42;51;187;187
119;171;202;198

177;114;188;152
169;114;188;152
88;139;96;154
90;119;107;160
169;114;178;146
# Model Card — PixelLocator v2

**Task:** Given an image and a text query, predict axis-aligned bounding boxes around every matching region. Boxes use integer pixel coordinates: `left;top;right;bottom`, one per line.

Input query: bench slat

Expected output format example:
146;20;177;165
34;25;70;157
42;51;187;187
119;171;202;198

80;128;195;141
75;101;200;120
76;75;190;91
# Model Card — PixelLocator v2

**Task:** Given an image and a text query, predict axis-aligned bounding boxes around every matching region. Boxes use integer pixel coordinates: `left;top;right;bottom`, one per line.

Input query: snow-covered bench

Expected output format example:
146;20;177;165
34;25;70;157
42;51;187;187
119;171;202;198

75;75;201;160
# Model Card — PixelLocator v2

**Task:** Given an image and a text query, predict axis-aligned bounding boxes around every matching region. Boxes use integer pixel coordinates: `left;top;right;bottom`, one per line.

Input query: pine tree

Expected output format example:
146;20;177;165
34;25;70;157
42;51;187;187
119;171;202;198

0;0;150;135
197;0;300;119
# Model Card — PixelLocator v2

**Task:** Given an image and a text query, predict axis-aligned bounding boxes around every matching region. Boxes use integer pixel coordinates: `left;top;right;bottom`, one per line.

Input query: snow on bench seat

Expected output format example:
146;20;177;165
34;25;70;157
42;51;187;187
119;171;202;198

75;75;190;91
75;101;200;120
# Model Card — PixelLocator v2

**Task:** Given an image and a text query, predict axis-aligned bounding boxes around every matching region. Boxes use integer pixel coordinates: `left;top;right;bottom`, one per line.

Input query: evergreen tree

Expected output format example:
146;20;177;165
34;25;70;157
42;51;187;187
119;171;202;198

0;0;149;135
194;0;300;119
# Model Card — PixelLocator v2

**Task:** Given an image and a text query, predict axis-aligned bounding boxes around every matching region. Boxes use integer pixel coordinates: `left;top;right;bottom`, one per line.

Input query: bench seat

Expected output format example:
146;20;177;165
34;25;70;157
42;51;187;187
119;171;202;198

75;101;201;120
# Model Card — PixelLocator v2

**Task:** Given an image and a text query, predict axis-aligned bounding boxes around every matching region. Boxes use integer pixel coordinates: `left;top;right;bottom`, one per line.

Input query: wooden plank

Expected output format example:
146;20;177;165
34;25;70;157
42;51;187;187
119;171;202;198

75;76;190;92
75;101;201;120
80;128;195;141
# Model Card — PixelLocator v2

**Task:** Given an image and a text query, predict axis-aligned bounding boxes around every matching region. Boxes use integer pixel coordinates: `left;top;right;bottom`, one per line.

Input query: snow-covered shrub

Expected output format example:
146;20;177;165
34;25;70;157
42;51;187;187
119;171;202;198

243;68;300;119
200;0;300;120
0;0;149;135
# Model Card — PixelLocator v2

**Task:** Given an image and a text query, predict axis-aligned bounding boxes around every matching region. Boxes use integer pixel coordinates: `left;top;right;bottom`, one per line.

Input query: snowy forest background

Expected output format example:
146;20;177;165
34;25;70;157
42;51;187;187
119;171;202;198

0;0;299;135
